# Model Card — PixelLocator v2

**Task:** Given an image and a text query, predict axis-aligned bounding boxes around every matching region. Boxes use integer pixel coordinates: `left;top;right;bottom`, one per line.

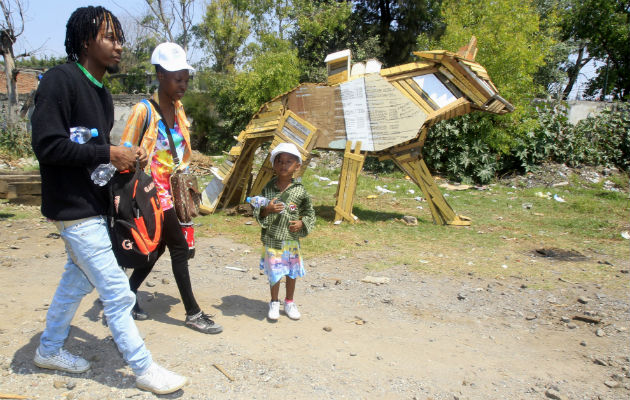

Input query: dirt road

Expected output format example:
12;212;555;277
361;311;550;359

0;205;629;399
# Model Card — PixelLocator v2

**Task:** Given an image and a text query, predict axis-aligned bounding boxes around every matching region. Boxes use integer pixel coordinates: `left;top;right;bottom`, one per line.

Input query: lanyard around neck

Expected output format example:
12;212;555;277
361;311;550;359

76;62;103;88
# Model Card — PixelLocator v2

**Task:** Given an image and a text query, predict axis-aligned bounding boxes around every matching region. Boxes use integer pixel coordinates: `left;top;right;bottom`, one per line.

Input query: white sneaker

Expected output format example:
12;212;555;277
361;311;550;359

33;347;90;373
284;301;301;320
136;362;187;395
268;301;280;320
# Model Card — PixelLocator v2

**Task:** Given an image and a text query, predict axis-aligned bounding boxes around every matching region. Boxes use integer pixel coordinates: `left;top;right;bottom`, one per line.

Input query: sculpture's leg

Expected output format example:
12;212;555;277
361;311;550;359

250;154;274;196
392;155;470;226
220;136;268;209
334;141;365;224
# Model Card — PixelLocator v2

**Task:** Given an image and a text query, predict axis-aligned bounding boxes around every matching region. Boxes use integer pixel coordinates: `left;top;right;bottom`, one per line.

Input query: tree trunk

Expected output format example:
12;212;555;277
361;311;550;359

0;28;19;125
562;45;590;100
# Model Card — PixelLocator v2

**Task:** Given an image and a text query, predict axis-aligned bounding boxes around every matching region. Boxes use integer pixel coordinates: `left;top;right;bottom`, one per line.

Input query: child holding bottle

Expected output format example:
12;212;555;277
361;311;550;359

253;143;316;320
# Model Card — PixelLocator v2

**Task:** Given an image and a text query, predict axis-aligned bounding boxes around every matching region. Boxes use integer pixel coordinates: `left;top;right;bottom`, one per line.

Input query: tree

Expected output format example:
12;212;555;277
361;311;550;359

418;0;555;181
137;0;196;52
0;0;32;124
245;0;293;40
291;0;357;82
353;0;444;67
562;0;630;100
424;0;553;110
192;0;250;72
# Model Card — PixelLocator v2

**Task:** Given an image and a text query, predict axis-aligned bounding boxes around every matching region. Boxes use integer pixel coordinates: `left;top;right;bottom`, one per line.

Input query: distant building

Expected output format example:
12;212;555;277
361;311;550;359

0;67;43;95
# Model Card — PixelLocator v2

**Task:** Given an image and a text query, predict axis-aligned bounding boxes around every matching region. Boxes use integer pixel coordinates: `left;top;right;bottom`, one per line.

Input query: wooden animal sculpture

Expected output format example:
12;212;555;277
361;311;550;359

201;37;513;225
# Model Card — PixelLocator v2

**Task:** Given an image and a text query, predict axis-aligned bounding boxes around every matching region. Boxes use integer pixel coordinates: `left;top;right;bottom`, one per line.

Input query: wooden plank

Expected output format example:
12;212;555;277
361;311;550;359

457;36;478;60
437;63;486;103
437;66;486;105
380;62;435;78
241;129;277;139
327;70;348;86
333;205;354;222
245;120;280;132
263;101;284;111
386;67;439;82
413;50;448;61
0;174;40;181
426;98;471;126
460;60;490;79
221;138;262;208
249;111;283;125
250;160;273;196
395;158;443;224
228;145;242;157
390;141;424;153
281;111;319;151
343;142;362;217
0;181;41;198
391;80;436;114
334;142;352;222
417;159;456;221
443;58;492;100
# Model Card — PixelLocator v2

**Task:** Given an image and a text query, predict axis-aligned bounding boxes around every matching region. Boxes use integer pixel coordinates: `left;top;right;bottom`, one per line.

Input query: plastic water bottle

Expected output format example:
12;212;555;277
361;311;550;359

246;196;271;208
91;142;132;186
246;196;285;212
70;127;98;144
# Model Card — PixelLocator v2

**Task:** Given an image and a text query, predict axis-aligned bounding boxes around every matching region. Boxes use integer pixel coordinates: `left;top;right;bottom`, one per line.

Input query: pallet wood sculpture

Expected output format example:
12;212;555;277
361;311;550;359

201;37;513;225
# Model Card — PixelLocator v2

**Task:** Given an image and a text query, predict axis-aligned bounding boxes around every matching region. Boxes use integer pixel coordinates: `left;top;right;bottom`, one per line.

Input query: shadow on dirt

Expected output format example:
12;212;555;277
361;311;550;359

532;247;588;261
213;294;268;321
314;204;428;223
12;328;125;381
82;292;183;328
12;327;185;398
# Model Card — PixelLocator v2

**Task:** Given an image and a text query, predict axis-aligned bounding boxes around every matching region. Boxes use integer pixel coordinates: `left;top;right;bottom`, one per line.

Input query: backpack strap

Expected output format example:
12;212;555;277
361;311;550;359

137;99;153;147
148;99;180;166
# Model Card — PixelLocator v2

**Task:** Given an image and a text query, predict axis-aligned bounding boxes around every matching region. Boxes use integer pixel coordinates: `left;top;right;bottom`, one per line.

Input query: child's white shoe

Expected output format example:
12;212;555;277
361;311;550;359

268;301;280;320
284;301;301;320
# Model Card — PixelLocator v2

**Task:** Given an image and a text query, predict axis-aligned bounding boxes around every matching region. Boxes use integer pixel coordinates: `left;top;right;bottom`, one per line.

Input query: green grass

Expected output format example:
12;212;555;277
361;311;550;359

195;166;629;290
0;200;40;219
3;163;627;290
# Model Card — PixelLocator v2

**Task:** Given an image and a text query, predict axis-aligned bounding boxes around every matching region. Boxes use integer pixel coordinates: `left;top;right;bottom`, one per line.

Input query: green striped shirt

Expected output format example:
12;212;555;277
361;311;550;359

253;177;316;249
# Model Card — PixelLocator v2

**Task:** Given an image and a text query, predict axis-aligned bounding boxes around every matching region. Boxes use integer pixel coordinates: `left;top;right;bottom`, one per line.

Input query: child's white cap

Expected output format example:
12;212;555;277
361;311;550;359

270;143;302;165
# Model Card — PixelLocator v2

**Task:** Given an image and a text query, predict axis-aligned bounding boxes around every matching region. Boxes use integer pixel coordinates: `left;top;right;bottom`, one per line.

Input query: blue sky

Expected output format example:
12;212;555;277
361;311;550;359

16;1;156;58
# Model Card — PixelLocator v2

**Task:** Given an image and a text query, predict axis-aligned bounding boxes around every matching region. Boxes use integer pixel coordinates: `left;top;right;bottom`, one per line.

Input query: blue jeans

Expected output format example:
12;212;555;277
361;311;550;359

38;216;152;374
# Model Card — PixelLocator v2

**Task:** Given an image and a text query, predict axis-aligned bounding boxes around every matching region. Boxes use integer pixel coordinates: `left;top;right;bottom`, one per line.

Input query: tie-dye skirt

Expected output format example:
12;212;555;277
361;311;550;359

259;240;305;285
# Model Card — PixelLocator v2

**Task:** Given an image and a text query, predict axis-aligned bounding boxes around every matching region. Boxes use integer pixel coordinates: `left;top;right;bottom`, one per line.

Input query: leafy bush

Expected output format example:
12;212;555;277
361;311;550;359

423;101;629;184
423;114;501;184
0;120;33;159
513;101;569;171
568;103;630;171
515;101;630;172
362;156;397;174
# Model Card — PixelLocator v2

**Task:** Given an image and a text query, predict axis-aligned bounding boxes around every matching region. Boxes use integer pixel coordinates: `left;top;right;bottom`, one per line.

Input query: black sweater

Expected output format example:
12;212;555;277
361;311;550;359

31;63;113;220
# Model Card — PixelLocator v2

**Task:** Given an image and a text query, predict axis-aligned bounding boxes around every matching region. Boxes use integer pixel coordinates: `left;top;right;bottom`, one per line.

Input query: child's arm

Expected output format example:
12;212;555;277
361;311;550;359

295;193;316;236
288;219;303;232
259;197;284;217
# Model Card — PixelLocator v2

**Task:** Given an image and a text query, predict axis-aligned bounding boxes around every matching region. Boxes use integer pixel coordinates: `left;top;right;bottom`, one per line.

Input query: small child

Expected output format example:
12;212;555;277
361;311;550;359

253;143;316;320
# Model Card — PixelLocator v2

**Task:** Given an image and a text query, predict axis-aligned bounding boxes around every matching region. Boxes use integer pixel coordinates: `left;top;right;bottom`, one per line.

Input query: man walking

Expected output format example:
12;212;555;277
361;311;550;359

30;6;186;395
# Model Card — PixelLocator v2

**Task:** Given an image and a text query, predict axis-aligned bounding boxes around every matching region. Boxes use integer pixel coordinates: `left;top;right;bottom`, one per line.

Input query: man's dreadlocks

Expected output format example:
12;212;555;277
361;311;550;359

64;6;125;62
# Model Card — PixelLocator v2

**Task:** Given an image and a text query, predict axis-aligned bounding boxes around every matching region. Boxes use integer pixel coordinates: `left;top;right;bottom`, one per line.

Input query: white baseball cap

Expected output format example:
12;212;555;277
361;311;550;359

151;42;195;72
271;143;302;165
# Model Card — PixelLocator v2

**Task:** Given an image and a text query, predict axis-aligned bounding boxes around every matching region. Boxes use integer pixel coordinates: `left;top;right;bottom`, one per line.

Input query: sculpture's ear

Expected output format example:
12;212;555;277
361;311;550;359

457;36;478;61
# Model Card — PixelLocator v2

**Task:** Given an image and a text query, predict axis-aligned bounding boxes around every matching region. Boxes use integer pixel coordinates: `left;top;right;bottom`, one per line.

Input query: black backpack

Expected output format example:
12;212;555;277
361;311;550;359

109;100;164;269
110;160;164;269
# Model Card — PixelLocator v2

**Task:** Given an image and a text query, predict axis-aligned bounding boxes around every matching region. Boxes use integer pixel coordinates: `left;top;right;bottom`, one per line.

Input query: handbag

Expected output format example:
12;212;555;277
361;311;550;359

149;99;201;224
170;171;201;223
